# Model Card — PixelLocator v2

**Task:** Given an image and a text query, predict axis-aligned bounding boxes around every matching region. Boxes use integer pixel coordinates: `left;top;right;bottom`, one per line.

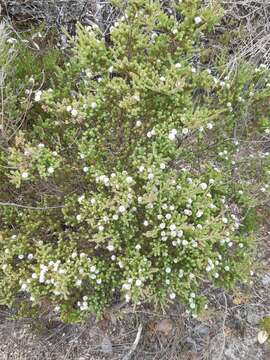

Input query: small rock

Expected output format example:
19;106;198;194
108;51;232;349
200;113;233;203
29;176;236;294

194;324;210;337
155;319;173;336
101;335;113;354
185;336;197;352
224;348;237;360
257;330;269;344
261;273;270;286
247;310;261;326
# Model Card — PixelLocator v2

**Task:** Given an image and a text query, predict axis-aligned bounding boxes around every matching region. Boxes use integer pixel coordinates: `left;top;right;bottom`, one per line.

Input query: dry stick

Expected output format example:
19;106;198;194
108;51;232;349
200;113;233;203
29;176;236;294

217;293;228;360
122;324;143;360
0;202;63;210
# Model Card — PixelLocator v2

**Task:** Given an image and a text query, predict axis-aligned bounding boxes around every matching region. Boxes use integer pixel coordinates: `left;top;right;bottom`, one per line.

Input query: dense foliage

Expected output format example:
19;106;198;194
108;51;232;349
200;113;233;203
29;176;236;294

0;0;270;322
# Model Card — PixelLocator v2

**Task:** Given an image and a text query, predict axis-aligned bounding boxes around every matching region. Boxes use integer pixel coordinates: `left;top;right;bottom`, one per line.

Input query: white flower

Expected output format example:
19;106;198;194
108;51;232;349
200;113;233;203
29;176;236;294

98;225;104;232
136;120;142;127
21;172;29;179
78;195;85;203
126;176;133;184
7;37;17;44
177;230;183;237
71;252;77;259
184;209;192;216
148;173;154;180
135;279;142;287
165;267;171;273
118;205;126;213
34;90;42;102
182;239;188;246
200;182;208;190
138;165;145;173
91;102;97;109
160;223;166;230
76;279;82;286
196;210;204;218
107;244;114;252
222;217;228;224
168;128;177;141
96;278;102;284
194;16;202;25
182;128;189;135
137;196;143;203
207;123;213;130
172;28;178;34
160;163;166;170
21;283;27;291
135;244;141;251
83;166;89;173
47;166;54;174
71;109;78;117
160;76;166;82
165;213;171;220
112;214;119;221
90;198;96;205
224;266;230;272
76;214;82;222
123;283;131;290
90;265;96;273
169;224;176;231
108;66;114;73
175;63;181;69
169;292;176;299
132;94;140;102
66;106;72;112
18;254;24;260
143;220;149;227
190;302;196;309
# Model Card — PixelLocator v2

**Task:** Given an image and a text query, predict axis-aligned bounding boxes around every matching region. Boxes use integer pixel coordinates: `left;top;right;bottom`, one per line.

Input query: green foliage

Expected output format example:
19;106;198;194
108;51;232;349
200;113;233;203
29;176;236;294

260;316;270;335
0;1;270;323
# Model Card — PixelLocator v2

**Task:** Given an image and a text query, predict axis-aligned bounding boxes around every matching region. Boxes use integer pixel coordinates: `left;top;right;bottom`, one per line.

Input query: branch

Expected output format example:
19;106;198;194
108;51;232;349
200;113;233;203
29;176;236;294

122;323;143;360
0;202;63;210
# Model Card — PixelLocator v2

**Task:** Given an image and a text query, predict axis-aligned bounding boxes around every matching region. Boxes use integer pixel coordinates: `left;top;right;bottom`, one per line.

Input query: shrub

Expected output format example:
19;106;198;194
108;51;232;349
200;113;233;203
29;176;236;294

0;1;270;323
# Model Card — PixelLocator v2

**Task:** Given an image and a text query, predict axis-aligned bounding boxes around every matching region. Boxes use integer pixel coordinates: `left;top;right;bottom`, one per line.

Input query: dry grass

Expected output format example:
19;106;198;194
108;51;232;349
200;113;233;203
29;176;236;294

222;0;270;66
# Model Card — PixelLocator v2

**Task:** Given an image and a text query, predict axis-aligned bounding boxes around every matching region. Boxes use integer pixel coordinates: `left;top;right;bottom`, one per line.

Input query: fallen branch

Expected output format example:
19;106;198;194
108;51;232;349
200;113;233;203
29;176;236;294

122;324;143;360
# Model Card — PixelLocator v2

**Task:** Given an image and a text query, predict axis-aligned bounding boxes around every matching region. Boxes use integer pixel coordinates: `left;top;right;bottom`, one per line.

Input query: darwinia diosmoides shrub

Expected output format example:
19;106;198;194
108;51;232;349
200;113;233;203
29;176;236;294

1;0;270;322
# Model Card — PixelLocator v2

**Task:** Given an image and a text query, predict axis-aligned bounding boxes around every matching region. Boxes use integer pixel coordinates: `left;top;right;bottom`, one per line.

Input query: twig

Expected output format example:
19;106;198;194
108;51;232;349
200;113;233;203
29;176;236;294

122;323;143;360
217;293;228;360
0;202;63;210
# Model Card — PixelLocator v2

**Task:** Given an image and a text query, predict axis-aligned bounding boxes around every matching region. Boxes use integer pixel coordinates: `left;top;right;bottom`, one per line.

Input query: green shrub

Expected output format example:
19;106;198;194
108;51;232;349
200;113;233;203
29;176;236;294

0;1;270;323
